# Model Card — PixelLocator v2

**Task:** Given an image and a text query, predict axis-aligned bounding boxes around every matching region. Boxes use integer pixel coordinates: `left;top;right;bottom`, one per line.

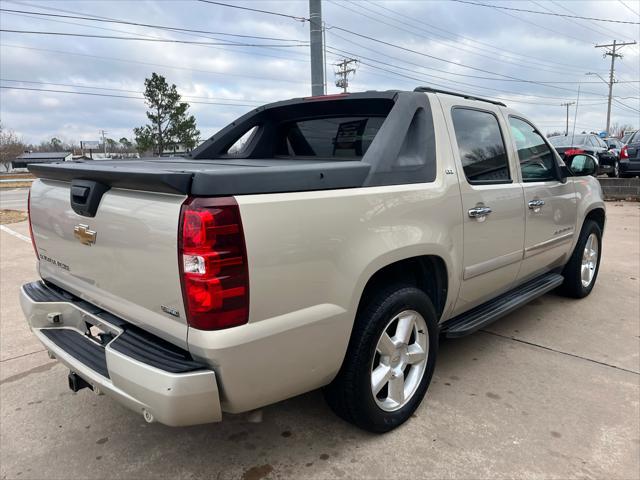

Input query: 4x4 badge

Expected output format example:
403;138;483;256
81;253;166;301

74;224;97;246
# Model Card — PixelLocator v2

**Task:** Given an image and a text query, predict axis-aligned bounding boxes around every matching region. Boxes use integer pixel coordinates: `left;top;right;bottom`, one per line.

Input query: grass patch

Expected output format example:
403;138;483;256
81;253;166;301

0;209;28;224
0;182;33;189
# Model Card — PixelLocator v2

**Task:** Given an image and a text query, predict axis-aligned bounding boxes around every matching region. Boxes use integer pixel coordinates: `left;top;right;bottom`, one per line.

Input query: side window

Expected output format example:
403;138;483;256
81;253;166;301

509;117;557;182
451;108;510;184
227;126;258;155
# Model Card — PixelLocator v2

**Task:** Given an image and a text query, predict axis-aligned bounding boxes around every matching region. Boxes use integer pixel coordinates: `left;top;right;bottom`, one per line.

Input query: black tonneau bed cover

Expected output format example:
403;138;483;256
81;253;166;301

28;158;370;195
29;90;437;195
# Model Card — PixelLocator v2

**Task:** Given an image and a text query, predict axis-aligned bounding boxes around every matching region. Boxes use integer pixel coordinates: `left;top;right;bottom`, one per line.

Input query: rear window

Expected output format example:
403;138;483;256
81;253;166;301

548;134;588;147
282;116;385;158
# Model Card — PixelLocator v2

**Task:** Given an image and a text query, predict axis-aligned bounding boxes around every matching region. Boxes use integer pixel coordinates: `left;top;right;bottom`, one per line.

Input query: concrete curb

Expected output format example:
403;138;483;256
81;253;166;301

598;177;640;201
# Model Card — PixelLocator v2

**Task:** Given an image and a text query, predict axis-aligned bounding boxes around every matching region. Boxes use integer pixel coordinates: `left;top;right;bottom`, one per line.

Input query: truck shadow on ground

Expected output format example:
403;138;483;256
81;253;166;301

7;296;577;479
87;329;507;479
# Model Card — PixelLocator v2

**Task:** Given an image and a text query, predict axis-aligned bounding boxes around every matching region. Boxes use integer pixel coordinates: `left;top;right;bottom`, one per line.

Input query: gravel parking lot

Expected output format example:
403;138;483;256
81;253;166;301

1;202;638;480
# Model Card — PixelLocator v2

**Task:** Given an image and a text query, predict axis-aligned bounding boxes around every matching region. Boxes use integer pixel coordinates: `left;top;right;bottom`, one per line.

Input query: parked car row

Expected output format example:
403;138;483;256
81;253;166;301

619;130;640;178
548;131;639;178
548;134;617;176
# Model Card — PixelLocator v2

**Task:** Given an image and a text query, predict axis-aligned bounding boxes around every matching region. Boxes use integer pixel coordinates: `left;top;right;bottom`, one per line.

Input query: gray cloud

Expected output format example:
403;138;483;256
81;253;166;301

1;0;638;144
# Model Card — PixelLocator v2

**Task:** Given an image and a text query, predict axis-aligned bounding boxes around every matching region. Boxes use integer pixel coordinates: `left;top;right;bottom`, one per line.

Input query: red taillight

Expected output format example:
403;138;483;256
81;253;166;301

620;145;629;160
27;189;38;259
564;148;585;157
303;93;348;101
178;196;249;330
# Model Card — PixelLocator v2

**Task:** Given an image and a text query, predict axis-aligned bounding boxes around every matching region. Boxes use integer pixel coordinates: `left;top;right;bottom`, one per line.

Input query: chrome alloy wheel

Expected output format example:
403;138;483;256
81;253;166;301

370;310;428;412
581;233;599;288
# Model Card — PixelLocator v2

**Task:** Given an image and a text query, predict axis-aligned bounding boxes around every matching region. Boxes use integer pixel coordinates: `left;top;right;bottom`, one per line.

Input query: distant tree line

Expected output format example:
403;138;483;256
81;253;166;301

1;72;201;171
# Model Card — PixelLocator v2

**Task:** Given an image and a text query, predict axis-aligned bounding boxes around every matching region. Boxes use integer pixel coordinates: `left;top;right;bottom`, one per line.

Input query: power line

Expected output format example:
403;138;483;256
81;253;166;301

0;8;307;42
0;29;309;47
363;0;602;73
1;8;311;64
325;23;607;93
196;0;308;22
546;1;634;43
324;34;634;101
450;0;640;25
619;0;640;17
0;85;259;107
0;44;308;85
323;24;640;113
0;78;265;104
328;0;571;76
325;23;637;86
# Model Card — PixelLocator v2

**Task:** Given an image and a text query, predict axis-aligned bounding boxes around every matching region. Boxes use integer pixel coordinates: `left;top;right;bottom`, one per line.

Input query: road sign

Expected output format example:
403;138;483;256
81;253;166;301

81;141;100;150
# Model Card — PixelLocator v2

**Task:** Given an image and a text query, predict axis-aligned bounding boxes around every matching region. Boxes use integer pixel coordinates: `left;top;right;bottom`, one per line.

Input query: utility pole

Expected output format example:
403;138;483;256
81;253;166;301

309;0;324;96
560;102;575;135
335;58;358;93
594;40;637;136
100;130;107;155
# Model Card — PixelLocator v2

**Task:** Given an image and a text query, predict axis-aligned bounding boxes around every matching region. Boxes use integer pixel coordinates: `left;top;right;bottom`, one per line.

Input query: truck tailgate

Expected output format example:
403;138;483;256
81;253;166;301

29;179;189;347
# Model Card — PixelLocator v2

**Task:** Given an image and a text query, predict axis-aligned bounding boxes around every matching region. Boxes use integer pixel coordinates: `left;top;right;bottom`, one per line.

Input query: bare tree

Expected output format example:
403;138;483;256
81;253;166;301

610;122;635;138
0;124;26;172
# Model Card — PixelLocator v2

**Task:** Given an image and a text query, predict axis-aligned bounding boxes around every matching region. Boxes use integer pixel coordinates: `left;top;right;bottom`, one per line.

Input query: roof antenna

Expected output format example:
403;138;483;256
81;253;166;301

571;83;580;145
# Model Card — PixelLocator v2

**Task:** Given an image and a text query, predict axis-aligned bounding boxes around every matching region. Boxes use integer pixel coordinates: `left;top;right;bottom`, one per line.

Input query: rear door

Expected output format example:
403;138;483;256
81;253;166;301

442;100;525;315
29;179;189;347
506;116;577;282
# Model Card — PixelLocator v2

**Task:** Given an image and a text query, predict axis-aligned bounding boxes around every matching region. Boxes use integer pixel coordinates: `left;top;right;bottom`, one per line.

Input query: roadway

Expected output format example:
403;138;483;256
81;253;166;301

0;187;29;211
1;203;638;479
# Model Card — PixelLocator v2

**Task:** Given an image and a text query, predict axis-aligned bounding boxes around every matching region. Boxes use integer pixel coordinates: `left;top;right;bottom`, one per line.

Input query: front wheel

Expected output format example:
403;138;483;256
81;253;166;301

323;284;438;433
608;161;620;178
560;220;602;298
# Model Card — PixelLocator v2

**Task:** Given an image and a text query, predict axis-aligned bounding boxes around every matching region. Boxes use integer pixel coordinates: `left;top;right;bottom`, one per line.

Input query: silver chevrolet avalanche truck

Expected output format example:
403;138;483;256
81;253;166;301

21;88;605;432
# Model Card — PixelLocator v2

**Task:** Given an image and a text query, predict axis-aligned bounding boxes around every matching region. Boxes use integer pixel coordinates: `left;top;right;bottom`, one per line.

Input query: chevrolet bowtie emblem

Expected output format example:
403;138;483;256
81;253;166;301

74;224;97;246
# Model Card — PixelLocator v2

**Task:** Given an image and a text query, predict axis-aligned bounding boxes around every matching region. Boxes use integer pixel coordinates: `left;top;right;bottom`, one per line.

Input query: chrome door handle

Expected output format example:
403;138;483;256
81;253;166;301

528;199;545;212
468;206;492;221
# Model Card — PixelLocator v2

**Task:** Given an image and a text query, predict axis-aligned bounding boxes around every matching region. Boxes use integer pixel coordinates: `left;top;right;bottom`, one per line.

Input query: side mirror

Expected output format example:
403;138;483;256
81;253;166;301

568;154;598;177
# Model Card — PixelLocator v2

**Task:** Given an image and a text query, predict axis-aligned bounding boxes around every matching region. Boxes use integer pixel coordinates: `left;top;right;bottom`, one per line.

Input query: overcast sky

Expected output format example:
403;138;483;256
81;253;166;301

0;0;638;145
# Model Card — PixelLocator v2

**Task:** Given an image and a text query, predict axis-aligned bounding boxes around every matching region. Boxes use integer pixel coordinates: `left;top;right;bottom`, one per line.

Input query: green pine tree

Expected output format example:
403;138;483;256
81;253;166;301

134;73;200;155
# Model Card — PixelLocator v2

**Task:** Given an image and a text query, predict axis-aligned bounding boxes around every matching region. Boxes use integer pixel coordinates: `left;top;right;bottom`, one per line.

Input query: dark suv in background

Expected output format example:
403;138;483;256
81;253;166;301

620;130;640;178
548;134;618;177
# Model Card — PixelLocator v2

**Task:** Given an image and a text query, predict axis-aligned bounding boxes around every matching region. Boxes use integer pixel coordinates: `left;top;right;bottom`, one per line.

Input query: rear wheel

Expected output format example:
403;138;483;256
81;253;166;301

608;161;620;178
560;220;602;298
324;284;438;433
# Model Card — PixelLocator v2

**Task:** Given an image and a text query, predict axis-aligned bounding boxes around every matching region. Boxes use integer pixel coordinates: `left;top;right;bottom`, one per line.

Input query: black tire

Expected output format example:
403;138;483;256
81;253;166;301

560;220;602;298
323;284;439;433
608;161;620;178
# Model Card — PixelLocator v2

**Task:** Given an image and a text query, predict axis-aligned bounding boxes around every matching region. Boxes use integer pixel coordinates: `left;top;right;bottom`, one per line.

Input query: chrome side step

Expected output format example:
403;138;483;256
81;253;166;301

441;272;564;338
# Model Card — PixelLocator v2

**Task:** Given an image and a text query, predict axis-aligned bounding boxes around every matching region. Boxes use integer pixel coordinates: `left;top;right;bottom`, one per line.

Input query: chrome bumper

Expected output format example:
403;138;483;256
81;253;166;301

20;283;222;427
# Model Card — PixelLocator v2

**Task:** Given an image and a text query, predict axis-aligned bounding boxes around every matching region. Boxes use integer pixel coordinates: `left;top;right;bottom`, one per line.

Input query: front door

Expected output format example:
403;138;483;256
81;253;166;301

506;116;577;282
445;104;525;315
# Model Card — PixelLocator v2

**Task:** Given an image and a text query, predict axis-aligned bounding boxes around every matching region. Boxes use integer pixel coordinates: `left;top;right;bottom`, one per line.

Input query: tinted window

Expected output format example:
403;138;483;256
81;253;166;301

621;131;637;144
451;108;509;183
509;117;557;182
282;116;385;158
548;134;588;147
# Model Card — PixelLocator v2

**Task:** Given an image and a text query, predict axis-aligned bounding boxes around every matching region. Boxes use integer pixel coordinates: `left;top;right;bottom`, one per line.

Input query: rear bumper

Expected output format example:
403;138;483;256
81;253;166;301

620;160;640;174
20;281;221;426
